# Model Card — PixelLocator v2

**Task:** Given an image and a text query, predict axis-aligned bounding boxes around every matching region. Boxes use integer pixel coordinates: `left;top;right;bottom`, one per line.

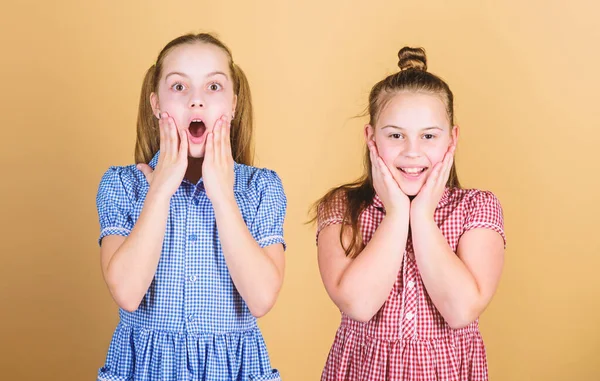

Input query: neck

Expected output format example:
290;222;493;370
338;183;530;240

184;157;204;184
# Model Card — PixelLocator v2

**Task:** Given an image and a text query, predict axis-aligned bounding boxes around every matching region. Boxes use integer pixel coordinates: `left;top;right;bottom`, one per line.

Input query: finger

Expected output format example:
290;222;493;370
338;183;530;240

219;116;227;162
213;118;222;163
423;161;443;194
389;166;404;188
168;116;179;161
223;117;232;162
162;114;173;160
136;163;154;183
368;141;379;169
178;128;188;163
439;146;455;187
376;156;397;188
205;132;213;164
368;142;381;181
367;140;379;157
158;113;166;155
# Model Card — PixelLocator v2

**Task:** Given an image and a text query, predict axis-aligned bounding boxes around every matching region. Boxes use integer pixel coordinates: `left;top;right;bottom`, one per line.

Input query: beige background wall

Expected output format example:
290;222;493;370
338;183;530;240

1;0;599;379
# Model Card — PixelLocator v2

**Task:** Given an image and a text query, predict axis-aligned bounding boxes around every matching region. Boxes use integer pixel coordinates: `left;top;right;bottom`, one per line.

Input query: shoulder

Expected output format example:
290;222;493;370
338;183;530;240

97;164;148;202
316;187;350;227
233;163;285;195
447;188;502;210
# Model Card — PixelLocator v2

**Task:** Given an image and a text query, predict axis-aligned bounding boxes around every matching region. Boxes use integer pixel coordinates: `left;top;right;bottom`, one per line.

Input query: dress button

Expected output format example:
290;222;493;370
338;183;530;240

189;275;197;282
405;312;415;320
407;280;415;289
188;314;195;322
188;234;198;241
192;198;200;206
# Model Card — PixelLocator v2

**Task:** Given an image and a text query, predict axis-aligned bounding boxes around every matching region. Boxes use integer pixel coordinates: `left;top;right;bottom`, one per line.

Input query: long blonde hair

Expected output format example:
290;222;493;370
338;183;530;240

135;33;254;165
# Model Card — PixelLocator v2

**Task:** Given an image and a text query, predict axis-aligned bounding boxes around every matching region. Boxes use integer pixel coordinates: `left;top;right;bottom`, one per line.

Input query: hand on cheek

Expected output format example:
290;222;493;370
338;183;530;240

136;112;189;198
202;115;235;205
410;143;455;220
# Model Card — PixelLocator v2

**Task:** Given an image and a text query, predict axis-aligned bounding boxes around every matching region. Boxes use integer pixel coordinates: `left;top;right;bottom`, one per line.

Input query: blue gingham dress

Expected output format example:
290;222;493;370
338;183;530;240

96;151;286;381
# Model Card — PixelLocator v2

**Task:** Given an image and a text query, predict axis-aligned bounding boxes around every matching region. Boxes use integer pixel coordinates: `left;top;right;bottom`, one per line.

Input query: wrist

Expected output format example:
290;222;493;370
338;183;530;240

410;211;436;228
147;185;173;202
385;207;410;225
144;187;172;210
210;192;237;212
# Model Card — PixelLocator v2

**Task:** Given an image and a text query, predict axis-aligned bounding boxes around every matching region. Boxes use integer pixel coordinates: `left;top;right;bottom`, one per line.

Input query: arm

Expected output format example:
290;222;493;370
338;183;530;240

410;145;505;328
100;113;188;312
411;217;504;329
317;210;409;322
203;117;285;318
317;140;410;322
213;197;285;318
100;190;170;312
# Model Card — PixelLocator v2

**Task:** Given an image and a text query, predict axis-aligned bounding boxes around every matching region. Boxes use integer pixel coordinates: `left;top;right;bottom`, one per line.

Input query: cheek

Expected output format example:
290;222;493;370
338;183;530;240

376;141;398;164
211;91;234;110
426;146;448;166
157;90;182;110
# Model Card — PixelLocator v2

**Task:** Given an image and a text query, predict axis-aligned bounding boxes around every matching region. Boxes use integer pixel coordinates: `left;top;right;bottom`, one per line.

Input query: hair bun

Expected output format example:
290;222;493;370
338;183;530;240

397;47;427;71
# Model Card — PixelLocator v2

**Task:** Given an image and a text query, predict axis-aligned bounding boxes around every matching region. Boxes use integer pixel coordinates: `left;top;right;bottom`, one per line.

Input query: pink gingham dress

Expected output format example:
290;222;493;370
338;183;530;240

317;187;505;381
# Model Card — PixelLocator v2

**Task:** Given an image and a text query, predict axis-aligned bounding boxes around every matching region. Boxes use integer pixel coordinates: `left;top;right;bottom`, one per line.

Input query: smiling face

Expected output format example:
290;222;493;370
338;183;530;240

365;91;458;196
150;42;237;158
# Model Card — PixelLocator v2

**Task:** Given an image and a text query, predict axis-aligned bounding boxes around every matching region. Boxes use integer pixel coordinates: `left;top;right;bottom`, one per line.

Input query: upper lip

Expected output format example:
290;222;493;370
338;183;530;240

187;116;205;126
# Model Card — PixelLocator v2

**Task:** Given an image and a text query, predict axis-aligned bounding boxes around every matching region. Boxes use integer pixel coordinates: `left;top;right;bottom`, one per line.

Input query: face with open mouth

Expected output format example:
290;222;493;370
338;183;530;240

150;42;237;158
365;92;458;196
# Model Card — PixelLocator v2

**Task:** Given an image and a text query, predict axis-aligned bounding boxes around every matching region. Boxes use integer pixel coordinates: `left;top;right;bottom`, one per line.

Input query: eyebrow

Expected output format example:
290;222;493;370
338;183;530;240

381;125;444;131
165;71;229;81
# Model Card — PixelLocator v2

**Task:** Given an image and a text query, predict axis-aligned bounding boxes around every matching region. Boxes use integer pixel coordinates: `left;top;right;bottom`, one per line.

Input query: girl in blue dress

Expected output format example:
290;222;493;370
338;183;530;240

96;33;286;381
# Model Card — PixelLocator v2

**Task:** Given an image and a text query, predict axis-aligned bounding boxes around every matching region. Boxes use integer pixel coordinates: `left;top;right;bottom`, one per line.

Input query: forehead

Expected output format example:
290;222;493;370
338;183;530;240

377;92;449;128
161;42;231;77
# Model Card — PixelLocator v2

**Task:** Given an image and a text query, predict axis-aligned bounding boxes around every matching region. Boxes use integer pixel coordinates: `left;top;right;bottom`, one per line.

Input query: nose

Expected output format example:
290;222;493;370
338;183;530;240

402;139;421;158
189;99;204;108
189;94;205;108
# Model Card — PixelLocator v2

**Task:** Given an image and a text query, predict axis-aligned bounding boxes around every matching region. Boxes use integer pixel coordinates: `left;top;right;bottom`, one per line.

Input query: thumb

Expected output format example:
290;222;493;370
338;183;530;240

136;163;154;183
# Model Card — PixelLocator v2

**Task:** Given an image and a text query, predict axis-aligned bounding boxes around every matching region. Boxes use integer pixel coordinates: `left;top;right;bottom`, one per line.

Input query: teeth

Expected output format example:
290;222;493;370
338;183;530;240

401;167;425;174
191;119;202;122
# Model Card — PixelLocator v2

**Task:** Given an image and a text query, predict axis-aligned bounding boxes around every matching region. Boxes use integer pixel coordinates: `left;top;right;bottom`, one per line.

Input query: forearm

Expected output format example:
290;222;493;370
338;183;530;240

213;197;283;318
411;216;481;328
105;189;170;311
335;213;409;322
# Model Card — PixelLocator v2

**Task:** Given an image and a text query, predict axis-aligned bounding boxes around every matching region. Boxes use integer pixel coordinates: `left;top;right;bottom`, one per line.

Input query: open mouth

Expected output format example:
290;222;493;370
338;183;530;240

189;119;206;138
398;167;427;177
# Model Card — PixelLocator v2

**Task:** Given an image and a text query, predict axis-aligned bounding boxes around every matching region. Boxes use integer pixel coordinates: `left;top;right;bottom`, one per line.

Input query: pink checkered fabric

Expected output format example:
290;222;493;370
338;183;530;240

317;187;505;381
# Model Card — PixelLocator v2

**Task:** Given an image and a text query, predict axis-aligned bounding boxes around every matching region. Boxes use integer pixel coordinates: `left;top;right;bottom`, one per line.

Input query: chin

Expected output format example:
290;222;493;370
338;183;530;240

187;145;206;159
400;183;424;197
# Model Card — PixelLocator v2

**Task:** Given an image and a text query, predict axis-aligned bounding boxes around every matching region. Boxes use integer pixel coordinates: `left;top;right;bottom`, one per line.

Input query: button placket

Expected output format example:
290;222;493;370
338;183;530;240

183;189;199;331
402;249;418;339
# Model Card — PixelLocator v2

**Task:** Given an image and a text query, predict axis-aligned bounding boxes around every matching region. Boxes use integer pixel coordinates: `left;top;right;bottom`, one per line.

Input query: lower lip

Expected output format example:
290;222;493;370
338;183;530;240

187;130;207;145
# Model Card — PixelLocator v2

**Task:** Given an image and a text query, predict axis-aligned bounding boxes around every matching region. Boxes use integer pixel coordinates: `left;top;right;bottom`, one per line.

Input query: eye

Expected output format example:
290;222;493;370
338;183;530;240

208;82;223;91
390;133;403;139
171;82;186;92
423;133;435;140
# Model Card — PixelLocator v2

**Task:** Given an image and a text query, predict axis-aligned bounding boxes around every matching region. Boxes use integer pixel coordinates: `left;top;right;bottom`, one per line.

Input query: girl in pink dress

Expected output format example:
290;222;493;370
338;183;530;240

313;47;506;381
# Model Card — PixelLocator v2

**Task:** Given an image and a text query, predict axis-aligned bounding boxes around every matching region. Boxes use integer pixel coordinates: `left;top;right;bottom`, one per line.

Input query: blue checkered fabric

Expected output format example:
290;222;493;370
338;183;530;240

95;151;286;381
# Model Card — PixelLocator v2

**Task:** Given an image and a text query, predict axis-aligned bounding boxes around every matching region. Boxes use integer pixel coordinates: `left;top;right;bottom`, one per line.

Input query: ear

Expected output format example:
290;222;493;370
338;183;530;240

364;124;375;143
150;92;160;119
451;124;460;147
